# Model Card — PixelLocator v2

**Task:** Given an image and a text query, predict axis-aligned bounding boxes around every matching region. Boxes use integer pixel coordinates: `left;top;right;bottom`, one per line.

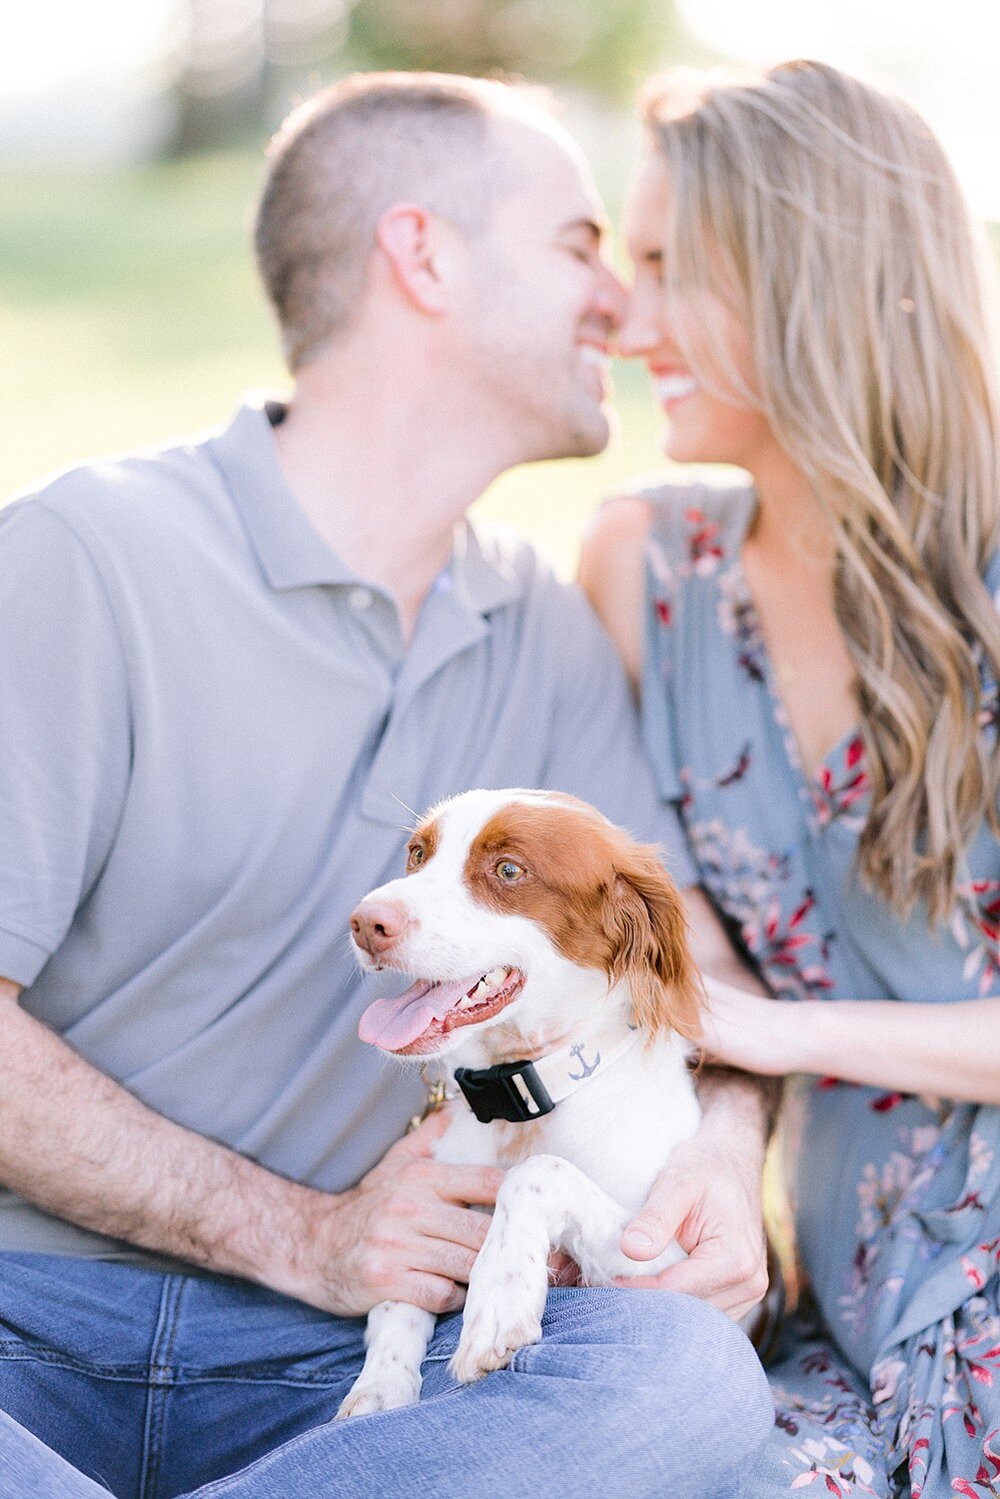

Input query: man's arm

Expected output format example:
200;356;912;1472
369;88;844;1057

614;890;779;1316
0;504;502;1314
0;978;501;1315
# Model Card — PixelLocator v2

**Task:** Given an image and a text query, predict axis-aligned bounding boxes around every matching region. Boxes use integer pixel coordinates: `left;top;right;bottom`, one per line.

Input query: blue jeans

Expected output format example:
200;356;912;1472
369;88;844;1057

0;1253;772;1498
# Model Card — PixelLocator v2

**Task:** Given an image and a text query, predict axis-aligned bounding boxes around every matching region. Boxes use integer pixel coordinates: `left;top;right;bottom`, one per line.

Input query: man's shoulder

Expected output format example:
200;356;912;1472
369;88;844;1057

7;423;224;533
470;520;554;585
1;420;237;577
468;520;624;697
469;520;595;622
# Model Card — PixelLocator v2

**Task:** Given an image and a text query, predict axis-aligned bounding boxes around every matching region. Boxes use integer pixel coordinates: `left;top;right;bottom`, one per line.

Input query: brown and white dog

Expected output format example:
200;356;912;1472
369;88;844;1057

337;787;704;1419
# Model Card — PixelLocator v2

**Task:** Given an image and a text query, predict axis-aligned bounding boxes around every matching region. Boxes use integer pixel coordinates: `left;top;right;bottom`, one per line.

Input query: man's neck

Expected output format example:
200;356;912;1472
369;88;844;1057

272;357;520;642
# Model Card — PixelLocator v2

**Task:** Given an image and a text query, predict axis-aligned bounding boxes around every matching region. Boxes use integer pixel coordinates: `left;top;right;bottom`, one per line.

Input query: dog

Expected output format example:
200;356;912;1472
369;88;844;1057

336;787;706;1419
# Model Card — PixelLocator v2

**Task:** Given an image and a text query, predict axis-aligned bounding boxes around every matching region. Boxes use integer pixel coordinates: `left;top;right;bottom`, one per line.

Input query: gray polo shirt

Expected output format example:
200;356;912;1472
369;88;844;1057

0;397;695;1264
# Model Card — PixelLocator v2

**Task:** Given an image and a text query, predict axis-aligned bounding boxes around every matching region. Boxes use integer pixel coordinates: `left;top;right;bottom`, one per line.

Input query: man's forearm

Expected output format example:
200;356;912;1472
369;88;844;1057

694;1065;781;1162
0;982;324;1298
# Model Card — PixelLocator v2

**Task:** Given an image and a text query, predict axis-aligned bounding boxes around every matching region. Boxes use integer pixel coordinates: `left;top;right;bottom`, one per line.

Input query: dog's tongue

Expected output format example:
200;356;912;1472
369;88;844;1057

358;976;477;1050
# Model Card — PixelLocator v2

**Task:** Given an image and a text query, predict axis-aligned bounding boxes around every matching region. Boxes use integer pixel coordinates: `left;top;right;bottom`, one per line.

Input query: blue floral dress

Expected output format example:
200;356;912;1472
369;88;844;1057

640;483;1000;1498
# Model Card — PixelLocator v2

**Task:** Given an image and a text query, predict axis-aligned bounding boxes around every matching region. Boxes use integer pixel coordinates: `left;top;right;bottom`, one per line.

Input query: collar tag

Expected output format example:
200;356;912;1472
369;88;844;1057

454;1061;555;1124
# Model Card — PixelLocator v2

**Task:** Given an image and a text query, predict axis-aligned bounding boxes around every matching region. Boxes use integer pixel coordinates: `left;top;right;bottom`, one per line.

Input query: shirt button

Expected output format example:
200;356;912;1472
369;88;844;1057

348;587;374;611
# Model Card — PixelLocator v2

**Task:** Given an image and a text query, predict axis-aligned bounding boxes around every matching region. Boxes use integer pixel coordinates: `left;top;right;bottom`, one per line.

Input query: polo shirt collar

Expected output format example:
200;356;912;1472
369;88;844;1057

208;396;523;618
207;396;357;590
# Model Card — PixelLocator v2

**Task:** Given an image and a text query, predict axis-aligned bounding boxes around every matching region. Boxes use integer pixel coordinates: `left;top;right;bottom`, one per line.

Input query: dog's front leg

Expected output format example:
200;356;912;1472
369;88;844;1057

451;1153;647;1384
336;1300;436;1419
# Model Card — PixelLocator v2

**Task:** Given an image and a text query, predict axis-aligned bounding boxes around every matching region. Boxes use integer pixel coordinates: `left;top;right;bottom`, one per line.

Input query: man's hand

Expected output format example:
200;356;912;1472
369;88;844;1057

0;986;505;1323
614;1084;772;1319
290;1110;504;1318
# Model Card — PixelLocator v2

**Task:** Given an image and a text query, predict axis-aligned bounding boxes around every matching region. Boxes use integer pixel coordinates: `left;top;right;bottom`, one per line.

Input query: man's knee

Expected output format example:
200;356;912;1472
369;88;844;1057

538;1287;774;1487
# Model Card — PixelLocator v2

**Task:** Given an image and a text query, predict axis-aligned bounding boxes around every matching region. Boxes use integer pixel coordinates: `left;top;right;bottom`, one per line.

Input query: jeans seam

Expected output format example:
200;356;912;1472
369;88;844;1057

139;1274;187;1499
0;1343;152;1378
0;1344;355;1387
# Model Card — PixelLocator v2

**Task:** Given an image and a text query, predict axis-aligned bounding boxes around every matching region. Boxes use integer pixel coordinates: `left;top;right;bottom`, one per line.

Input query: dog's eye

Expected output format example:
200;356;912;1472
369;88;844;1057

495;860;525;883
407;844;425;871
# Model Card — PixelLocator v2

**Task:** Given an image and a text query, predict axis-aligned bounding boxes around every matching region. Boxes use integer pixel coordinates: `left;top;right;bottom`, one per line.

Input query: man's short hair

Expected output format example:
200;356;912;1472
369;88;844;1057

255;72;546;370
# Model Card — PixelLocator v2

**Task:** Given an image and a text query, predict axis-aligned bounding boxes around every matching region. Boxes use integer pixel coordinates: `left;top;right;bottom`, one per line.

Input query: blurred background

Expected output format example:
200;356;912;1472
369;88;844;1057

3;0;999;575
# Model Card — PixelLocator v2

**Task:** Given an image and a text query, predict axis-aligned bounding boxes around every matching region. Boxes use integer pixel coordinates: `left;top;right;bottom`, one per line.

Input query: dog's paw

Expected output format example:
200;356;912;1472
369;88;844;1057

449;1307;543;1383
335;1371;422;1419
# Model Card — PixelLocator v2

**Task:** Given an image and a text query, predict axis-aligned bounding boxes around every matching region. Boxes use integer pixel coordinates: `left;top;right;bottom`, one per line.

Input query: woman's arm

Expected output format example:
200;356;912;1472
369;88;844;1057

578;494;652;695
700;976;1000;1104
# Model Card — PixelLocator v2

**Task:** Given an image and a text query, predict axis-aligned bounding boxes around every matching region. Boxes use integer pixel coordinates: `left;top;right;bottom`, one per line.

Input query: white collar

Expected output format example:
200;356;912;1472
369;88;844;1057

424;1017;642;1122
518;1019;641;1106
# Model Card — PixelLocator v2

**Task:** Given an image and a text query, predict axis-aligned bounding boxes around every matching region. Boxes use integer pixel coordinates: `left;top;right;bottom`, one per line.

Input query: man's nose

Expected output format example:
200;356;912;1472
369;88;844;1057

350;900;414;956
595;262;628;329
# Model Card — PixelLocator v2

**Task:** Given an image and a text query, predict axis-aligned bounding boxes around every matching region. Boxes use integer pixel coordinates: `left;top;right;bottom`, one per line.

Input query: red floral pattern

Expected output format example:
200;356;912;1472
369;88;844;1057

644;486;1000;1498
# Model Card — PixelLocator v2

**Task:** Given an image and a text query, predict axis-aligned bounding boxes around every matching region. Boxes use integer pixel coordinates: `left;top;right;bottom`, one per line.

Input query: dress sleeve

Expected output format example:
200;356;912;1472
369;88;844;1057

0;501;132;986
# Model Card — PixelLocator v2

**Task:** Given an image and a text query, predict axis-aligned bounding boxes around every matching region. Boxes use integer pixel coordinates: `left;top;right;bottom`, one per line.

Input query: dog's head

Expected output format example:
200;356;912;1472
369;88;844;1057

350;789;701;1065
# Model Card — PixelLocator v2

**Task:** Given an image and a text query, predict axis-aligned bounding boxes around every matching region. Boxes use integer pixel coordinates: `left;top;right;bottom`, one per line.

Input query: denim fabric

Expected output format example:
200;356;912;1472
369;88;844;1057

0;1254;772;1499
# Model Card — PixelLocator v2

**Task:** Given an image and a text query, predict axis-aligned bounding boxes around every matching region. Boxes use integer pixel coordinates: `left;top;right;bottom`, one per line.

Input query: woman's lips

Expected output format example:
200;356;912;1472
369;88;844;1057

653;372;699;408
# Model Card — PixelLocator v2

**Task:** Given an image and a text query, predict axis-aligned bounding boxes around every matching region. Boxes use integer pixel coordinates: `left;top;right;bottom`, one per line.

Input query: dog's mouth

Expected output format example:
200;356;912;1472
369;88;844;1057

358;965;526;1055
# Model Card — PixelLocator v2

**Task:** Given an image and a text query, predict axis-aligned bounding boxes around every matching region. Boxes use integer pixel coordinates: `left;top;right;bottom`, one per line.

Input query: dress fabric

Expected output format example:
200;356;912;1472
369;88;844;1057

641;483;1000;1498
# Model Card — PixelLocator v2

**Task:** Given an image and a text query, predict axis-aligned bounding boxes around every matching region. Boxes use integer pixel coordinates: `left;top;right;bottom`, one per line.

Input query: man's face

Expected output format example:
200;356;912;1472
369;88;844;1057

455;119;626;463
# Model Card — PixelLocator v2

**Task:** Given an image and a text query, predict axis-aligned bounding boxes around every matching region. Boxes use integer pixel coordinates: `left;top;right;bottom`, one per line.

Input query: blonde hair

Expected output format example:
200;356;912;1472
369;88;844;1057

641;60;1000;923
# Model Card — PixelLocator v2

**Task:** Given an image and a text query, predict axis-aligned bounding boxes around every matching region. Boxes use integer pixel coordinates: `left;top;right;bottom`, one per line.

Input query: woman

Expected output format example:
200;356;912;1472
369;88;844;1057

580;60;1000;1498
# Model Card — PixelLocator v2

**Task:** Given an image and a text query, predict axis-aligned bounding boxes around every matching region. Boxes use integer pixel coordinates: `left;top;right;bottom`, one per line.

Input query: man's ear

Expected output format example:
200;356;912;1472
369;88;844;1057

374;204;455;317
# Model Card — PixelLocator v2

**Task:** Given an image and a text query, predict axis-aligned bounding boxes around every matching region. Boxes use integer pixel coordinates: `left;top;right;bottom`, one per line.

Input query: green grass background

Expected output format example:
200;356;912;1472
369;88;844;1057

1;152;674;579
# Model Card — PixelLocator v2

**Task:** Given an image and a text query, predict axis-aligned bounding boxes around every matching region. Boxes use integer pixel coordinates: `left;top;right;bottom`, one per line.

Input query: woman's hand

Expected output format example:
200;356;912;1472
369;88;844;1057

697;981;1000;1105
697;976;801;1076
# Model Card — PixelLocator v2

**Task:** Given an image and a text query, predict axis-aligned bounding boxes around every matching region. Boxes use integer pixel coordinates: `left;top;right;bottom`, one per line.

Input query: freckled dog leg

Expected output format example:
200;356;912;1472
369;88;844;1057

336;1301;436;1418
451;1154;652;1385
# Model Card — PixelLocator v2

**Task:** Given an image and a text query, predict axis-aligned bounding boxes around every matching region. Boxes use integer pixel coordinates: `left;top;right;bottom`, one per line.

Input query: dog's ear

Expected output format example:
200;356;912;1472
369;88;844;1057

602;841;702;1041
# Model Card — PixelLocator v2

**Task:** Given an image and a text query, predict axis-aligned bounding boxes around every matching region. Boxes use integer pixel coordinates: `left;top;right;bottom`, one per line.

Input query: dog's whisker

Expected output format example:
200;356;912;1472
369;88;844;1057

388;792;420;823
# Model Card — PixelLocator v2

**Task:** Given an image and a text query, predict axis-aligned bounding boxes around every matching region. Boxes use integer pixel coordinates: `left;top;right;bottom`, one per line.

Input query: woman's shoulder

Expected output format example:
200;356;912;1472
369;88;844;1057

586;473;753;546
578;475;755;691
640;474;756;553
586;475;756;588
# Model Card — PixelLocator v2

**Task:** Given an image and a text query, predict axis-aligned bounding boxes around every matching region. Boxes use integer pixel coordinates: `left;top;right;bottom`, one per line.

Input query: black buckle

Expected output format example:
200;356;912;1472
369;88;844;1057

454;1061;555;1124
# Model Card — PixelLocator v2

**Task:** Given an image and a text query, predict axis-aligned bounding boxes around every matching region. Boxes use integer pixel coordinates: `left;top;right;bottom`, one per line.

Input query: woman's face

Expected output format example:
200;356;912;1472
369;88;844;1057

620;150;779;473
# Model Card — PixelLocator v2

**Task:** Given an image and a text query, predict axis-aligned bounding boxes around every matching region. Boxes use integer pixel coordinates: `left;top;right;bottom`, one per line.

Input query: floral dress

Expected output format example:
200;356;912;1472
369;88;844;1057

641;483;1000;1498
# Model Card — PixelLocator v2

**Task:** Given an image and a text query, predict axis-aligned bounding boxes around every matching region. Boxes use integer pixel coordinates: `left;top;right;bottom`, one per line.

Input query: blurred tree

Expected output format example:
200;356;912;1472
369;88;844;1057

345;0;699;99
169;0;705;151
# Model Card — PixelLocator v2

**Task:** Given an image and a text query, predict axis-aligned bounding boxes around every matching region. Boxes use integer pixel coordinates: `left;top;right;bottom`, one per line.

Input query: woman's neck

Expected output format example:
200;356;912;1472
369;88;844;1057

746;447;837;572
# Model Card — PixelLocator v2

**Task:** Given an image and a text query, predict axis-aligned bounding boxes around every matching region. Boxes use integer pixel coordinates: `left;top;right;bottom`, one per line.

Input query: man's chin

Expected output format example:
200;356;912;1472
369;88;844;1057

574;408;615;459
550;407;615;462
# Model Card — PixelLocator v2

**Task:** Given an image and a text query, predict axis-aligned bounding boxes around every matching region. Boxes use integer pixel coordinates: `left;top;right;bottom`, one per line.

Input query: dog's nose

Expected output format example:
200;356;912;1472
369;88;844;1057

350;900;413;957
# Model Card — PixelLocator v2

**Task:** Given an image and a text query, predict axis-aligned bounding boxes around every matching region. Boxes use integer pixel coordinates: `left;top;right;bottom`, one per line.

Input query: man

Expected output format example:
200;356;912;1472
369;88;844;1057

0;74;772;1497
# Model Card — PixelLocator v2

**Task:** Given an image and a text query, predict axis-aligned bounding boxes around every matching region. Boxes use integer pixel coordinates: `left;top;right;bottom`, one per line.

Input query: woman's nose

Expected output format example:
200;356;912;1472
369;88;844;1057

616;284;662;359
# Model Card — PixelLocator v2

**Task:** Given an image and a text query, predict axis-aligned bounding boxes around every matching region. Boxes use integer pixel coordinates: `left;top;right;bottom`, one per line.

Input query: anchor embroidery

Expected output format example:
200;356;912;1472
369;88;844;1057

567;1043;601;1081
